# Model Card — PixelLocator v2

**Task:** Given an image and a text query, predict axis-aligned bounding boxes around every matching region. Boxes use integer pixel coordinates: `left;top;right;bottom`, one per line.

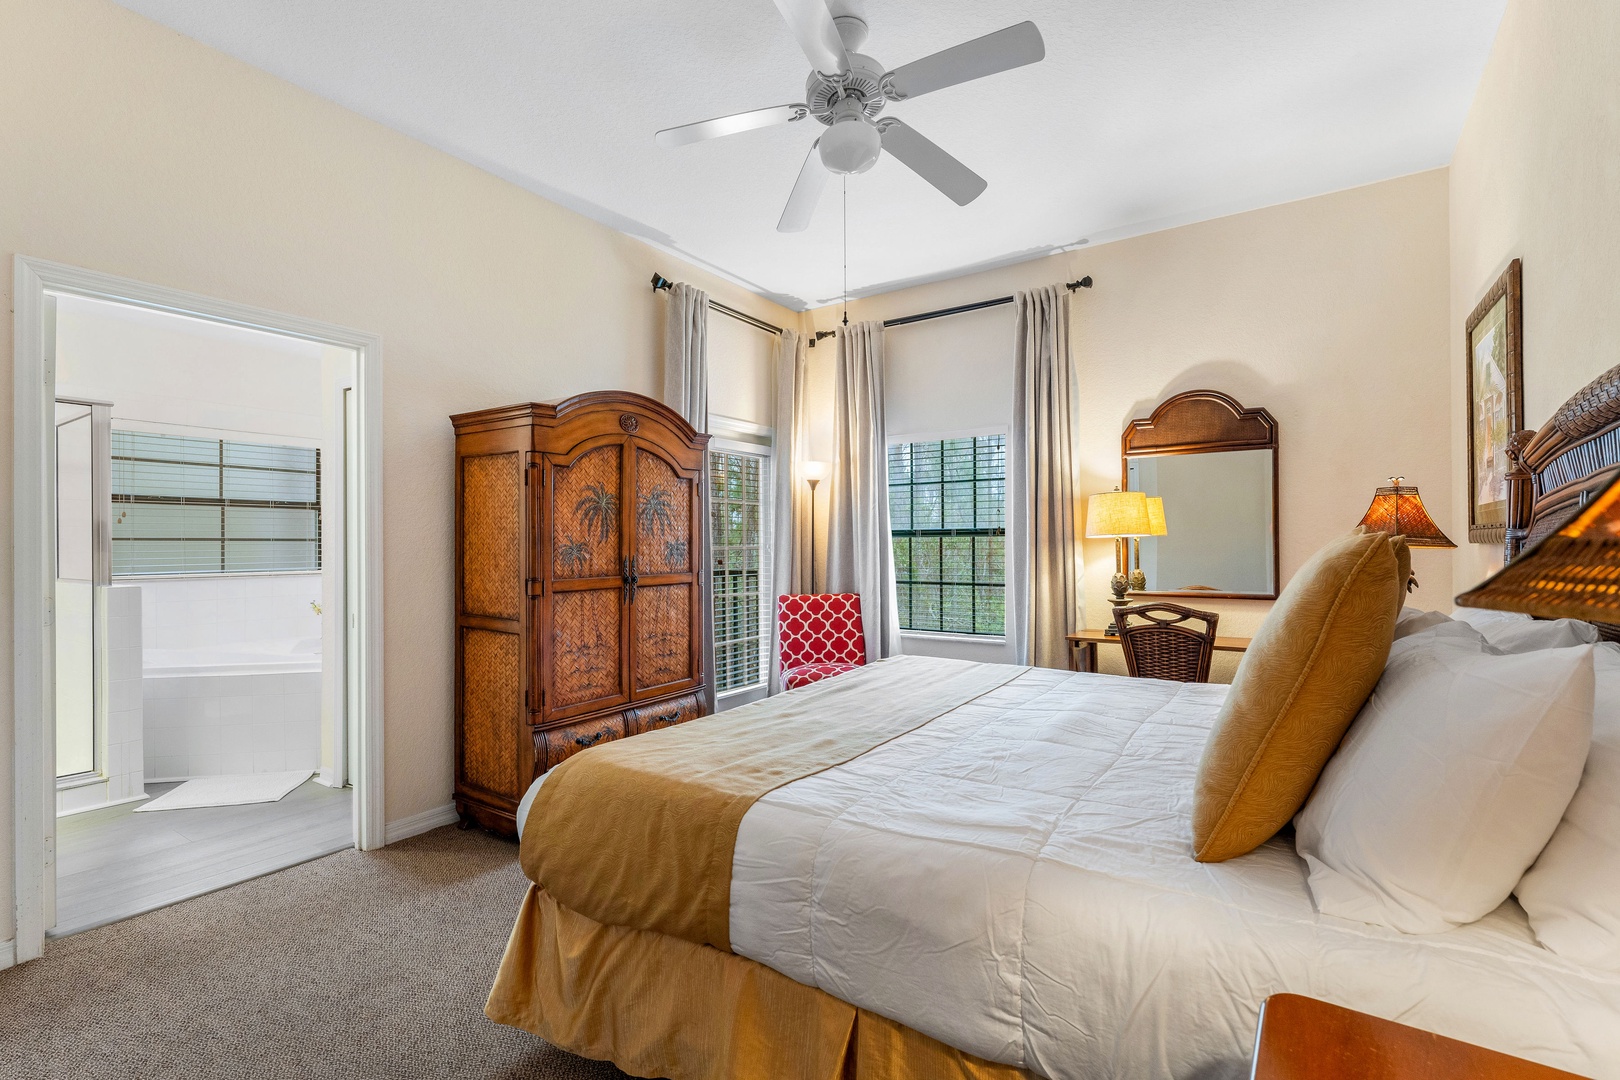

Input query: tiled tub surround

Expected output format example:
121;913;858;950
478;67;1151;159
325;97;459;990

56;585;146;816
136;573;323;781
143;671;321;780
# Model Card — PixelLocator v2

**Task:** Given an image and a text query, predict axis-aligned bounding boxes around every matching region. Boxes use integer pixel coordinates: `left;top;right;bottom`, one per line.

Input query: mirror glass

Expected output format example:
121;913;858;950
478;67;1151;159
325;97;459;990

1126;449;1276;597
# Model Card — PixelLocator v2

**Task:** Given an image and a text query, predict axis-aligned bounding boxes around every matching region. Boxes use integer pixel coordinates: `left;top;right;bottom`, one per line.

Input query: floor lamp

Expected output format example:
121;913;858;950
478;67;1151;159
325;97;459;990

802;460;830;594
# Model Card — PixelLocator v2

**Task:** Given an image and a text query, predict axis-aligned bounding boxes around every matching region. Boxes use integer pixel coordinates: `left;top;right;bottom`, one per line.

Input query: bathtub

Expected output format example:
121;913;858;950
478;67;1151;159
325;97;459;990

143;637;322;678
142;637;324;781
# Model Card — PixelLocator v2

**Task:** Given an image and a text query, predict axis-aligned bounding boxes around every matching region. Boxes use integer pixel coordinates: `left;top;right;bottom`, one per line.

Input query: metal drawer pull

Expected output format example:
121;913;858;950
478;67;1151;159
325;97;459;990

572;729;612;749
648;711;679;727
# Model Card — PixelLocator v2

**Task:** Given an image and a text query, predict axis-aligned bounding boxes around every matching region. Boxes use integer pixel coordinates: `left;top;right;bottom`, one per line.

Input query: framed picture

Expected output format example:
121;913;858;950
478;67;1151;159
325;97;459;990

1465;258;1524;544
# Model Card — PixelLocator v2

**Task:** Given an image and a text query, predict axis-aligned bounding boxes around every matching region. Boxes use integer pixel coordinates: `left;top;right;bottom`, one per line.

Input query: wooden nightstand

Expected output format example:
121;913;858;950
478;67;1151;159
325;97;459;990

1250;994;1590;1079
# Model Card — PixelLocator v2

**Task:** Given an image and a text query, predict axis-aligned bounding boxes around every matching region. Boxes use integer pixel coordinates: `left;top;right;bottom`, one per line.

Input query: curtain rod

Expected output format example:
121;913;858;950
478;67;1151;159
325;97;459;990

810;277;1093;345
651;274;784;336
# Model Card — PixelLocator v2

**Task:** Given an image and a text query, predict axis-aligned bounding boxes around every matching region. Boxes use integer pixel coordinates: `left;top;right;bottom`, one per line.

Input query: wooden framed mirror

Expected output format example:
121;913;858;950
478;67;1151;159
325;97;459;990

1122;390;1279;600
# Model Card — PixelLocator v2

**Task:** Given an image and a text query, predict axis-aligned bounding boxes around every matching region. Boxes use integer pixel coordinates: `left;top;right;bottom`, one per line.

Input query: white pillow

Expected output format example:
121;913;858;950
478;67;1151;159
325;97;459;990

1294;627;1594;934
1393;606;1452;640
1452;605;1601;653
1516;643;1620;968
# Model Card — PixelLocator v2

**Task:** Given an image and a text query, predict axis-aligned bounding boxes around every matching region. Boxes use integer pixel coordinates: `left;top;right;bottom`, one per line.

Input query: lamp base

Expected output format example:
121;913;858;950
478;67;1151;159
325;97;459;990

1106;573;1131;636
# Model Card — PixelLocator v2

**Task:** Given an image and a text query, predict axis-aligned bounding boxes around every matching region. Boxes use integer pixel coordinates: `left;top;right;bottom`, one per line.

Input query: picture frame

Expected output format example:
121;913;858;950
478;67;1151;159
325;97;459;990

1465;258;1524;544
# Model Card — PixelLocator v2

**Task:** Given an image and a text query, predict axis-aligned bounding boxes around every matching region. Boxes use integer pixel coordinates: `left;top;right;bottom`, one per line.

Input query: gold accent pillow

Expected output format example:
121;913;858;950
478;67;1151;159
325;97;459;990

1192;528;1409;862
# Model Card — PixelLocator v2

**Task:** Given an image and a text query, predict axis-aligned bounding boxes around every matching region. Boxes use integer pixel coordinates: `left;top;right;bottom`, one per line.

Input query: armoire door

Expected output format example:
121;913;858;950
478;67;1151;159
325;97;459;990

627;441;702;700
540;437;632;719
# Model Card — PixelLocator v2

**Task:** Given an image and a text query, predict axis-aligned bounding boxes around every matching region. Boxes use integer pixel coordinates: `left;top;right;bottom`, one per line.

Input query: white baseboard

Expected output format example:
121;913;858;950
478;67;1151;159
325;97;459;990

383;802;459;845
314;767;339;788
55;792;151;818
1;938;15;970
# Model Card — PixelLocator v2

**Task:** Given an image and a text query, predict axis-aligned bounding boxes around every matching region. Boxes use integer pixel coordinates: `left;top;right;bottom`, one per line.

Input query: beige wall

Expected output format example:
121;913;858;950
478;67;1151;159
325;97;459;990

811;169;1455;676
0;0;796;943
1449;0;1620;591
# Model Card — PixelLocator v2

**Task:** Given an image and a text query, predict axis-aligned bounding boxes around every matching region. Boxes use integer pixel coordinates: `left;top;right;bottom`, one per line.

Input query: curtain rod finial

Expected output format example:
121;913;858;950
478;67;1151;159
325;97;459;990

1066;276;1093;291
650;273;672;291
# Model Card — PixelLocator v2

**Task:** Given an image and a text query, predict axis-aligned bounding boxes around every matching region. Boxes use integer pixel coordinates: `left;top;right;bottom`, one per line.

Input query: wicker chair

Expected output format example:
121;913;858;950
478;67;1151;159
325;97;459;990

1115;602;1220;683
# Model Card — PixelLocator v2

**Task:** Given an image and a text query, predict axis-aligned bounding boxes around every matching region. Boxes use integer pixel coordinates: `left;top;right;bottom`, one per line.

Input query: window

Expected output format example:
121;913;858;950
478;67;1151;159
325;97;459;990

709;447;771;693
888;435;1006;636
111;430;321;576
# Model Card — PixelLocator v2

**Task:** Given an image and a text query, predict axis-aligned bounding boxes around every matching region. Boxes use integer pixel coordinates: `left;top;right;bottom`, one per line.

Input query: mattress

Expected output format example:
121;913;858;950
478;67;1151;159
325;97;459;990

518;663;1620;1079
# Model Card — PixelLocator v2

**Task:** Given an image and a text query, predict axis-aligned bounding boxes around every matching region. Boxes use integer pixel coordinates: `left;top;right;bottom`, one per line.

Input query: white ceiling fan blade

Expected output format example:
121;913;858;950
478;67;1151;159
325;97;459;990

883;21;1045;100
778;141;829;232
877;120;987;206
656;103;810;148
771;0;850;74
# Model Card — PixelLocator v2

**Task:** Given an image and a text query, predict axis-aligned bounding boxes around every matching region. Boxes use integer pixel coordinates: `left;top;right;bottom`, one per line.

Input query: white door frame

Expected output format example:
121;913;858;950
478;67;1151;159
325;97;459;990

11;256;387;964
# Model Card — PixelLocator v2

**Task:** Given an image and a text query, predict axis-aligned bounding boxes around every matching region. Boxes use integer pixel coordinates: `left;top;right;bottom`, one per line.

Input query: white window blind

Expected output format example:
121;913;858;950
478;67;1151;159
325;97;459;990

709;446;772;693
111;430;321;576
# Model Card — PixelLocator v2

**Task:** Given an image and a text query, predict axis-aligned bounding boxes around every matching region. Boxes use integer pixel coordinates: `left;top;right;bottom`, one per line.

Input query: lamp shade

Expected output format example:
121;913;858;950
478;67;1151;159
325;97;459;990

1086;490;1151;538
801;460;831;484
1146;496;1168;537
1356;479;1455;548
1456;470;1620;621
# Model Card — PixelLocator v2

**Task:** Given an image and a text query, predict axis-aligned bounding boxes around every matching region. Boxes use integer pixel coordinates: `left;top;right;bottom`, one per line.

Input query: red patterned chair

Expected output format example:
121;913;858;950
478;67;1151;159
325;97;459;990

778;593;867;690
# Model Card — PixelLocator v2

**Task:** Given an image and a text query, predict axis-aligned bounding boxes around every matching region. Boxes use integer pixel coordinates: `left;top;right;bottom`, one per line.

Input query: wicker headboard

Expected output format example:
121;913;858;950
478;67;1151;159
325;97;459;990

1502;361;1620;639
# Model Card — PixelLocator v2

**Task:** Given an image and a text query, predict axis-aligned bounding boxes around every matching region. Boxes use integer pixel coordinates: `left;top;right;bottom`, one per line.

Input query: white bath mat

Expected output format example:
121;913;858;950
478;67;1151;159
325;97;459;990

134;770;313;812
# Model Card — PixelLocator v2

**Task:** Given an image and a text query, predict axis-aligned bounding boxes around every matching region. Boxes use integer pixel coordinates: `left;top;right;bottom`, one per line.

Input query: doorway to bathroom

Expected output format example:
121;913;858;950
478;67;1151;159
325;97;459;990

12;259;383;955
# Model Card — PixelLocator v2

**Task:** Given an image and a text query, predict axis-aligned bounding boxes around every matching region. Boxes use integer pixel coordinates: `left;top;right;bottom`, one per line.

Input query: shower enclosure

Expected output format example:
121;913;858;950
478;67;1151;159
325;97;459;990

55;399;111;786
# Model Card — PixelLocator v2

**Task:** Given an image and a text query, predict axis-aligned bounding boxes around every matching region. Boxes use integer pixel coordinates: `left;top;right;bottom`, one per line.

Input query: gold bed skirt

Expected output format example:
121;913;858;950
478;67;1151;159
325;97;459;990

486;885;1040;1080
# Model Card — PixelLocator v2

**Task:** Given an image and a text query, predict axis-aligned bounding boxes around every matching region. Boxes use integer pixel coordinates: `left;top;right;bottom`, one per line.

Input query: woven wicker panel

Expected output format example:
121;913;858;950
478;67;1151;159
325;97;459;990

461;628;521;797
635;449;693;575
1117;603;1218;683
552;445;623;580
634;583;692;690
552;588;624;707
461;454;522;620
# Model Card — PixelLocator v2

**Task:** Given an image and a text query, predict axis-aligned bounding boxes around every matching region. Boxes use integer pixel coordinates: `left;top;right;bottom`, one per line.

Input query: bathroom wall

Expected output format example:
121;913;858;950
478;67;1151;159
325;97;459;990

134;573;321;653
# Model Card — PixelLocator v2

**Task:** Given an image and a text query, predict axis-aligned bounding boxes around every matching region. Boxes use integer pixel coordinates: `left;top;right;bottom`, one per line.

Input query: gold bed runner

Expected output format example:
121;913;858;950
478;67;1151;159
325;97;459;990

486;885;1040;1080
522;655;1026;951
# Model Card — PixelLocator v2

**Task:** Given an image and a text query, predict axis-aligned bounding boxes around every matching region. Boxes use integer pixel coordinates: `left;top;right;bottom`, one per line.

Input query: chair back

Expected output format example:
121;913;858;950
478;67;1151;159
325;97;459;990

1116;602;1219;683
778;593;866;675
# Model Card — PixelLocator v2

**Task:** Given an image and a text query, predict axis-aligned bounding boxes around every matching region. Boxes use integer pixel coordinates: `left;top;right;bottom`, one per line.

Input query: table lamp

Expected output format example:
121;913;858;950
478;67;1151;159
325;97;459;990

1455;469;1620;622
1086;489;1151;635
1355;476;1454;590
1131;496;1167;592
802;460;830;593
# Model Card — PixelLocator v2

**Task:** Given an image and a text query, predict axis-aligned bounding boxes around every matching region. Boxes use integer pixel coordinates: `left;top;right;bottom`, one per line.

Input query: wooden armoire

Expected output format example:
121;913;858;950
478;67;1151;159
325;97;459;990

451;392;711;835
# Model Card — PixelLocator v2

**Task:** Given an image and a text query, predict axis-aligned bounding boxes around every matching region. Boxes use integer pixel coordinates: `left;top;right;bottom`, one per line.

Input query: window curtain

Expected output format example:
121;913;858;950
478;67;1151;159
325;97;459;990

768;328;811;694
1008;285;1082;668
661;281;716;712
826;320;902;661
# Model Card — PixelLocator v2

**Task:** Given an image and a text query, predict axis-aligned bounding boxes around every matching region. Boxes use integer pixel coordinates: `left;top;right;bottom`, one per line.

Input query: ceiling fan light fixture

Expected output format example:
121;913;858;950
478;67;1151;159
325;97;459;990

819;116;881;174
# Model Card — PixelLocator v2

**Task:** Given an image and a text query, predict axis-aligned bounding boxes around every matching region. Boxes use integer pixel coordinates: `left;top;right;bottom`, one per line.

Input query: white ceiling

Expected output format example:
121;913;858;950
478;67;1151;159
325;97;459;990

111;0;1505;309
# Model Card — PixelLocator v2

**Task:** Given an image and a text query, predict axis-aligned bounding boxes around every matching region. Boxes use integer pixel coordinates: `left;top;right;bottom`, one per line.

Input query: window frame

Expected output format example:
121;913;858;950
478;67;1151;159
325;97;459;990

707;431;774;702
887;429;1009;642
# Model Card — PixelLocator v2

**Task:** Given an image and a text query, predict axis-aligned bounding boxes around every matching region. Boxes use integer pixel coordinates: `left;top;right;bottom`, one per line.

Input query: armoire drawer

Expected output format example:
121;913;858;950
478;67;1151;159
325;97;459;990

534;712;626;773
624;693;704;736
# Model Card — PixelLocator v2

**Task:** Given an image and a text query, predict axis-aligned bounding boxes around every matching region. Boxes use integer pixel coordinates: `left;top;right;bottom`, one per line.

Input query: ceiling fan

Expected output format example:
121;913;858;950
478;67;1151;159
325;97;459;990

655;0;1045;232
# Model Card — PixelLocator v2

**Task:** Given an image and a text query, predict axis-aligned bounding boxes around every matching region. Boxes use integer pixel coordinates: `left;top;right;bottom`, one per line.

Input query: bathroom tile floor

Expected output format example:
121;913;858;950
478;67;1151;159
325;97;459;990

51;778;352;937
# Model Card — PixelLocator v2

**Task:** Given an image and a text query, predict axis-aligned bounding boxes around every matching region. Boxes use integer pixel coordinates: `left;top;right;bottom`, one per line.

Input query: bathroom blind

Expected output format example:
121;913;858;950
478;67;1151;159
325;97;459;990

110;431;321;576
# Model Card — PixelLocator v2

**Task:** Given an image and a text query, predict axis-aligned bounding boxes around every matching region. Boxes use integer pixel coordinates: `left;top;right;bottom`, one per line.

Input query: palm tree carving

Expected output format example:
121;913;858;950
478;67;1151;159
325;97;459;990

638;486;676;537
575;483;618;542
664;539;687;566
556;539;591;575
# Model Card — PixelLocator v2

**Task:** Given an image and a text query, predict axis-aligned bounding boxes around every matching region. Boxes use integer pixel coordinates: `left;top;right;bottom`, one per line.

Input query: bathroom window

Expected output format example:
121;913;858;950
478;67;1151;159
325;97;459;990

110;431;320;575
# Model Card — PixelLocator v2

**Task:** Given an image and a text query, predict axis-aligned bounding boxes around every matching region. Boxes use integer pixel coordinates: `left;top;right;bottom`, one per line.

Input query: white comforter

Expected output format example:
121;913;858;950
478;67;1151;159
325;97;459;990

522;661;1620;1079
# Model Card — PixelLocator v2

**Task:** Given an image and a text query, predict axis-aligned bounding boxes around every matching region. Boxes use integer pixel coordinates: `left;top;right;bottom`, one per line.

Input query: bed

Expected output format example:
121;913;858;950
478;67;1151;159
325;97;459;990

488;363;1620;1080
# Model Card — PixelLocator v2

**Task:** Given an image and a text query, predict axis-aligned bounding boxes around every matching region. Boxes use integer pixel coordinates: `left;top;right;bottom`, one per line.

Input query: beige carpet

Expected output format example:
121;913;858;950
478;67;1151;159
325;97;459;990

0;827;633;1079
